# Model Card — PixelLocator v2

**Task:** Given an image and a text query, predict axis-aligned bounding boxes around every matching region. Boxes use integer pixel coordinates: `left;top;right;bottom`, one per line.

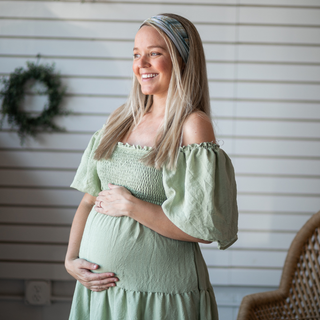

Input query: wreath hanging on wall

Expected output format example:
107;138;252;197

0;61;68;144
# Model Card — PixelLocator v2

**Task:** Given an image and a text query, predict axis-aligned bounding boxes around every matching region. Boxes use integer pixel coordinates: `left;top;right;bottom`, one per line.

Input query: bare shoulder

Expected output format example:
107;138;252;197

181;111;216;146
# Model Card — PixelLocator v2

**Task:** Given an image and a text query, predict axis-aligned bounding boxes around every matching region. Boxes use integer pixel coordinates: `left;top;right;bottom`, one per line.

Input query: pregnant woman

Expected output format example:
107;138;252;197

65;13;238;320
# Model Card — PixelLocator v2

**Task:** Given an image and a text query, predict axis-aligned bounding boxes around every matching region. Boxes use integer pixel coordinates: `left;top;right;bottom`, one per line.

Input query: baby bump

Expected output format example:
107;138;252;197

79;210;198;293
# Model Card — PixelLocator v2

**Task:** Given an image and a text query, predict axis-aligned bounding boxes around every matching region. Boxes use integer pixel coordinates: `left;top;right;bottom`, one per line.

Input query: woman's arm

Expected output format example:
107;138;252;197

65;193;94;263
65;193;118;291
94;112;215;244
95;185;209;243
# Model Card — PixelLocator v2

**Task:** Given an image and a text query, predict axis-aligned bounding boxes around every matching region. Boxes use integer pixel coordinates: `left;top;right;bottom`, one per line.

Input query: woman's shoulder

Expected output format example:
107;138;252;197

181;111;216;146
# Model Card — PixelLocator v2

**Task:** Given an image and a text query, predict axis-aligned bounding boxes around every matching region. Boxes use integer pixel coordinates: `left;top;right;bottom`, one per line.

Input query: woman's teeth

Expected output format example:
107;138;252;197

141;74;158;79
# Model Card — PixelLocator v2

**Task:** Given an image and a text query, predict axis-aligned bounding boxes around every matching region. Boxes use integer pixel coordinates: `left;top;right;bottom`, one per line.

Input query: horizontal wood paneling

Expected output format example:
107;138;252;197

0;244;67;261
232;119;320;138
0;169;76;187
0;1;238;23
0;95;124;114
239;0;320;6
0;207;74;224
234;157;320;176
202;248;287;268
235;82;320;100
57;78;131;96
208;267;282;286
237;45;320;63
0;115;108;133
231;139;320;157
0;132;95;151
237;64;320;81
237;175;320;195
214;231;296;250
0;225;70;243
238;213;312;231
238;25;320;44
0;188;82;207
232;101;320;119
2;0;319;6
237;194;320;213
238;6;320;25
0;151;82;169
0;57;134;77
0;262;72;280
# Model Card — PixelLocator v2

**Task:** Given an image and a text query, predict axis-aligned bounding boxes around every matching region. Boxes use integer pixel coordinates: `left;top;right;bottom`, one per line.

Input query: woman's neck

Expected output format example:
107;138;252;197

148;95;166;118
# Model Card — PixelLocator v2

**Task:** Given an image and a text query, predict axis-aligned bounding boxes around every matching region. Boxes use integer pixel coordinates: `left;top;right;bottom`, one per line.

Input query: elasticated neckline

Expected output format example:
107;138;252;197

116;141;220;153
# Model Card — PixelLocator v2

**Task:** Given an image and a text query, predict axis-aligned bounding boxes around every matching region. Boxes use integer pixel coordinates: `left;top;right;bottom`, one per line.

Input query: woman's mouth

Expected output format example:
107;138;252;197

141;73;158;79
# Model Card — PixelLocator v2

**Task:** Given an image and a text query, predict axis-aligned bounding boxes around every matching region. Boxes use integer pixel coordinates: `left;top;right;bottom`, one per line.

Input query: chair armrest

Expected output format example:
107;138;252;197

237;289;287;320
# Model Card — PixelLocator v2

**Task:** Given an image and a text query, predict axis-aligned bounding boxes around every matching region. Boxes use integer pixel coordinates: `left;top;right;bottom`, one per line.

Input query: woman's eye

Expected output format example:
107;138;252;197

151;52;159;56
133;53;140;59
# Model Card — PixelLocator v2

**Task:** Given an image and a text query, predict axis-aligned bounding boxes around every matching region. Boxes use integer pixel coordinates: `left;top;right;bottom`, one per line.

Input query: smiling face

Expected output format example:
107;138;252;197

133;26;173;100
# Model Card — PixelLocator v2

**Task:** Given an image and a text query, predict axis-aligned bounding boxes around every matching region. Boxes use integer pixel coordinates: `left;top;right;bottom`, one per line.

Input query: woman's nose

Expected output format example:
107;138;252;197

138;55;151;68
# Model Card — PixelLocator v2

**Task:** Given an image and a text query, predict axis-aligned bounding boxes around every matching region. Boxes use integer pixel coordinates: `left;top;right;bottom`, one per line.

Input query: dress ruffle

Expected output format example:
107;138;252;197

70;283;218;320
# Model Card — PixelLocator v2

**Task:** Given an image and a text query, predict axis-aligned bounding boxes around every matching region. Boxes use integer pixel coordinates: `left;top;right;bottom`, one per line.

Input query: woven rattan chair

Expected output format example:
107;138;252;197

237;210;320;320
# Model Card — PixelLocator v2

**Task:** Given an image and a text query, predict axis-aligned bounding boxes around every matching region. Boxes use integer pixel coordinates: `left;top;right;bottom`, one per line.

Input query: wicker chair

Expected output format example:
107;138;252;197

237;210;320;320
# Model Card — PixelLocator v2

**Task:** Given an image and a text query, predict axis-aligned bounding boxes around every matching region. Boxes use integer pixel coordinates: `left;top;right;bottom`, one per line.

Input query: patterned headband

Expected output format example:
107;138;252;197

140;15;189;64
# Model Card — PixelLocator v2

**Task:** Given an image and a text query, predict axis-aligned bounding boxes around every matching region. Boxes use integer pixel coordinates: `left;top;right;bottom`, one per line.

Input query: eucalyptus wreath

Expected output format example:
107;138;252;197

0;62;67;144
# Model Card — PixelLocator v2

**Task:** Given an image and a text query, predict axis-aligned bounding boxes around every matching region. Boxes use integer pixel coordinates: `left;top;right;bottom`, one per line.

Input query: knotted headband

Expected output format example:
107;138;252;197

141;15;190;63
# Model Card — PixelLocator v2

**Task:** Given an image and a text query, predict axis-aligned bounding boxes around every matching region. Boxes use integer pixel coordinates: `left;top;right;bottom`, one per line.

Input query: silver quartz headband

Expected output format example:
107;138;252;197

140;15;190;64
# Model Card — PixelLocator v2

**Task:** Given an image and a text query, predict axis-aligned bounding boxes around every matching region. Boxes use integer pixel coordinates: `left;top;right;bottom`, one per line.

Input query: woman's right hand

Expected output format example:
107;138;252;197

65;258;119;292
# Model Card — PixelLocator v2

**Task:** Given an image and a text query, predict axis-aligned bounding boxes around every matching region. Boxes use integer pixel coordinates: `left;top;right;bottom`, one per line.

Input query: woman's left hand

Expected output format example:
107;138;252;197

94;184;134;217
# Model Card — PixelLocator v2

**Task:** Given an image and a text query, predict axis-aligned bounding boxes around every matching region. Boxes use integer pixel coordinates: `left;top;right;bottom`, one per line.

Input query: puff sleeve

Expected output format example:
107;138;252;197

161;143;238;250
70;128;104;197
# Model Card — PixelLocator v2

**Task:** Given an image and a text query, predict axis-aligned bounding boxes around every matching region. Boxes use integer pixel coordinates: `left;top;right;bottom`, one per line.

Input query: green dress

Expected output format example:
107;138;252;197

69;127;238;320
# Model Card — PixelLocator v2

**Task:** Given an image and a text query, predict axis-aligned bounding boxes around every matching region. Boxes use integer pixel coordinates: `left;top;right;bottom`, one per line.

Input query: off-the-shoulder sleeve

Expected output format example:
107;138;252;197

162;143;238;250
70;128;104;197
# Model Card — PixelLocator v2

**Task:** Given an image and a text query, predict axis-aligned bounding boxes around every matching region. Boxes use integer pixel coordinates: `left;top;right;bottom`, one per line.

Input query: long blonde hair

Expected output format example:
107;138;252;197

94;13;211;170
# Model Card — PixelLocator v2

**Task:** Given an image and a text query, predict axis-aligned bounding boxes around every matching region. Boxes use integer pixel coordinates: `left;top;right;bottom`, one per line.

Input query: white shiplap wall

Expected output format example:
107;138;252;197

0;1;320;319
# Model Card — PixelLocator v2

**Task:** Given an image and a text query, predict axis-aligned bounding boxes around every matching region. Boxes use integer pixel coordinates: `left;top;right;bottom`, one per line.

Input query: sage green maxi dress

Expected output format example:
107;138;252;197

69;126;238;320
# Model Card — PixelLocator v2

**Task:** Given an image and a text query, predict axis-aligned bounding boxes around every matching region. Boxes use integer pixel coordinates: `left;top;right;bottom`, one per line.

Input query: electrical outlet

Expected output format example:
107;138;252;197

25;280;51;305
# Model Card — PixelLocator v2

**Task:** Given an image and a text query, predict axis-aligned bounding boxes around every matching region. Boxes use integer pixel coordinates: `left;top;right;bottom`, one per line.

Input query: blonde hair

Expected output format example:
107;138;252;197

94;13;211;170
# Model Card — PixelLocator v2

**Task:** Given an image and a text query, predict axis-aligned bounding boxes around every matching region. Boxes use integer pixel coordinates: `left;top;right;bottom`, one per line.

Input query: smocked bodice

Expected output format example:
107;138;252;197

97;143;167;206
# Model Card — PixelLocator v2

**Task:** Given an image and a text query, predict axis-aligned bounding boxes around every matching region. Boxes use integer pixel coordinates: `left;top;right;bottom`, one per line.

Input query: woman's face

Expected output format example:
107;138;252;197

133;26;173;99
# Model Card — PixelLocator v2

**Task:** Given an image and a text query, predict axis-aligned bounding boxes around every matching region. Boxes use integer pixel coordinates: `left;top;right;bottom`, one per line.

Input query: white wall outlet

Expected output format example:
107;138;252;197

25;280;51;305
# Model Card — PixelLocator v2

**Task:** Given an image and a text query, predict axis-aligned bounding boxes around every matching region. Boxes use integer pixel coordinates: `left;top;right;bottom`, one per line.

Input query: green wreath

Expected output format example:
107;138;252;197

0;62;67;144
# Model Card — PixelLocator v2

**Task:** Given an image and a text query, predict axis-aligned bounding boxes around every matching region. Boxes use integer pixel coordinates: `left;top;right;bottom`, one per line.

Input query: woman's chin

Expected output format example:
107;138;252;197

141;88;154;95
